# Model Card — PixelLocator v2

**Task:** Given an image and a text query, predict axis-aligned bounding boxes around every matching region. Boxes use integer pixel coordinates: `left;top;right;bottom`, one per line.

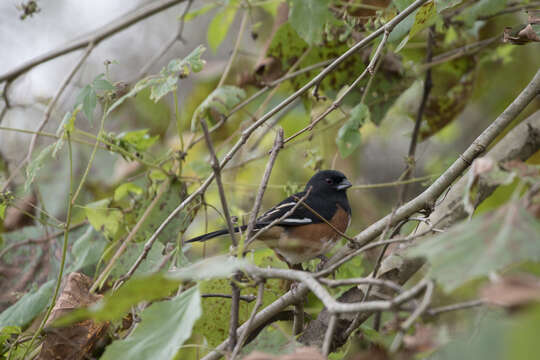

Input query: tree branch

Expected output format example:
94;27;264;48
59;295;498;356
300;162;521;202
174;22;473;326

0;0;187;83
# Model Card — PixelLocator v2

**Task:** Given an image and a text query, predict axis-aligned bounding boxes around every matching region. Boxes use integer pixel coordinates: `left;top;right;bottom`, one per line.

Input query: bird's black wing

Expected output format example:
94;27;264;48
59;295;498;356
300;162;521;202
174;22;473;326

255;191;325;227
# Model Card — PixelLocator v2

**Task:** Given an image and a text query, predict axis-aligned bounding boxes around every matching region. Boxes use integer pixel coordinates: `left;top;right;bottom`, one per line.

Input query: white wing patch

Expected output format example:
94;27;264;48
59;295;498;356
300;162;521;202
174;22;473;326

262;202;297;218
276;202;296;209
281;217;312;224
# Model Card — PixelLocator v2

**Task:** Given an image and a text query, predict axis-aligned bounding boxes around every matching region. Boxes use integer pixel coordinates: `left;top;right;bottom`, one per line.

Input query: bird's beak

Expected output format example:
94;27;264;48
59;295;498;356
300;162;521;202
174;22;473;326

336;178;352;190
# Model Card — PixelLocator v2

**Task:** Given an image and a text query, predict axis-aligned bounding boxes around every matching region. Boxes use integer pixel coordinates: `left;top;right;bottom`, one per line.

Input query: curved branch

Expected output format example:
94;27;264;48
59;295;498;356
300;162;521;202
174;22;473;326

0;0;186;83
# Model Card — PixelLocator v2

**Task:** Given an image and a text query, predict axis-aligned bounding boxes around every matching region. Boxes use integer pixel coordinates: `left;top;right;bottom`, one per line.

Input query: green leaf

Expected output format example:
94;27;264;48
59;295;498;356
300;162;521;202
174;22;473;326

69;226;107;273
458;0;507;26
117;129;159;152
100;286;201;360
336;103;369;158
168;256;247;281
406;203;540;292
56;257;241;326
288;0;332;45
207;2;238;52
167;44;206;74
107;46;206;114
25;143;55;192
0;280;54;328
182;3;219;22
85;199;123;240
409;1;437;39
0;326;21;352
134;180;194;244
93;78;116;91
109;241;165;278
149;76;178;102
113;182;143;202
434;0;462;12
54;274;182;325
0;202;6;220
191;86;246;130
76;84;97;125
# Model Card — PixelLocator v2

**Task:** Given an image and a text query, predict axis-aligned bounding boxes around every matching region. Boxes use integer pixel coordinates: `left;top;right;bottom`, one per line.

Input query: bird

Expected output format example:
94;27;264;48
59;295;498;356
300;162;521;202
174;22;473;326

185;170;353;269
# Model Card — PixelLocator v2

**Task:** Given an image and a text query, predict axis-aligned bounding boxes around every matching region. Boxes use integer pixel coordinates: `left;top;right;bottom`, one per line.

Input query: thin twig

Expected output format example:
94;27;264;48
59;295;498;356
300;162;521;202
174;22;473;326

283;22;392;144
1;43;94;192
132;0;193;82
22;132;75;358
244;189;311;248
228;281;241;351
322;314;338;357
400;27;434;202
201;117;241;352
390;280;434;353
421;36;499;71
218;10;248;88
293;300;304;336
0;222;86;260
230;281;265;359
0;0;187;83
201;293;257;302
245;129;284;239
200;119;237;247
95;179;171;292
427;299;484;316
319;277;403;293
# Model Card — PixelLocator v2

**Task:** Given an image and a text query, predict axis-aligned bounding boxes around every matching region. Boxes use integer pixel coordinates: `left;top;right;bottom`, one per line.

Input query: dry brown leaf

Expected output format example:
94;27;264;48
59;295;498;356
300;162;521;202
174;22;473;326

403;324;437;353
243;347;326;360
481;274;540;308
38;272;108;360
3;193;36;232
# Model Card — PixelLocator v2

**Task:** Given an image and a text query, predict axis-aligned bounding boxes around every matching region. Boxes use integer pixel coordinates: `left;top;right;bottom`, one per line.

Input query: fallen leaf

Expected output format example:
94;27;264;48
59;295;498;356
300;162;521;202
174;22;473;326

481;274;540;308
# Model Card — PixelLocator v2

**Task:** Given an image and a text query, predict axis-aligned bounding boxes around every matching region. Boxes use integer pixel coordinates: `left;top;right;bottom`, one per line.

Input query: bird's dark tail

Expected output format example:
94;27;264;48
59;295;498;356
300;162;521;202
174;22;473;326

185;225;248;243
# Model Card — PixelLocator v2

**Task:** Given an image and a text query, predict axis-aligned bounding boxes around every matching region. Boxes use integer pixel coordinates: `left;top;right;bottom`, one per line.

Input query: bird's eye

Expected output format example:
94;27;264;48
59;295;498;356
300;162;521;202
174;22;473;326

325;178;332;184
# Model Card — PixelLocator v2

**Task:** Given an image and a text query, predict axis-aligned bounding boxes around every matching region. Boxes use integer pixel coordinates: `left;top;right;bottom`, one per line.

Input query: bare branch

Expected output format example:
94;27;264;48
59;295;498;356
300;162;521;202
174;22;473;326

0;0;187;83
1;43;94;192
230;281;265;360
245;129;284;238
200;119;237;247
322;314;338;357
390;280;434;352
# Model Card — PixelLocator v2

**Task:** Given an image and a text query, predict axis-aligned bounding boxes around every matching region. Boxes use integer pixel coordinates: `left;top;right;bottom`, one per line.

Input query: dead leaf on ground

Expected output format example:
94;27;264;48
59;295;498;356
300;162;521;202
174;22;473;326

38;272;108;360
481;274;540;309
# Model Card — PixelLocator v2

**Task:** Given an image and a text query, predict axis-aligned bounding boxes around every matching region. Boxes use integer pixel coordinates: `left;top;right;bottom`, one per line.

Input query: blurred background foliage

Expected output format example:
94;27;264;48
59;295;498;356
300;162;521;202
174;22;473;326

0;0;539;359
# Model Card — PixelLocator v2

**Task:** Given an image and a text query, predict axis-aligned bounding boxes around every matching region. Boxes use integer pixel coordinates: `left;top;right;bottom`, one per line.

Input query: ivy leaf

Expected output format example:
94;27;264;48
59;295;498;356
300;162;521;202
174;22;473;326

207;1;238;52
406;203;540;292
100;286;201;360
25;143;55;192
191;86;246;130
336;103;370;158
288;0;332;45
0;280;54;328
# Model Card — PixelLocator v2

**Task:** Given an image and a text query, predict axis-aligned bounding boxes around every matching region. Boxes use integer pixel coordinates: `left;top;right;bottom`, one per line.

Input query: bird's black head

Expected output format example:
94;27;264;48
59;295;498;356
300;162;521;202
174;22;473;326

305;170;352;193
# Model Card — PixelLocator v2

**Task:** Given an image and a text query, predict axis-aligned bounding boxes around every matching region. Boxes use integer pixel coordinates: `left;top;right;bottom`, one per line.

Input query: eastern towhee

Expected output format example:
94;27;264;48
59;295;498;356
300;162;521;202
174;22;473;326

186;170;352;268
